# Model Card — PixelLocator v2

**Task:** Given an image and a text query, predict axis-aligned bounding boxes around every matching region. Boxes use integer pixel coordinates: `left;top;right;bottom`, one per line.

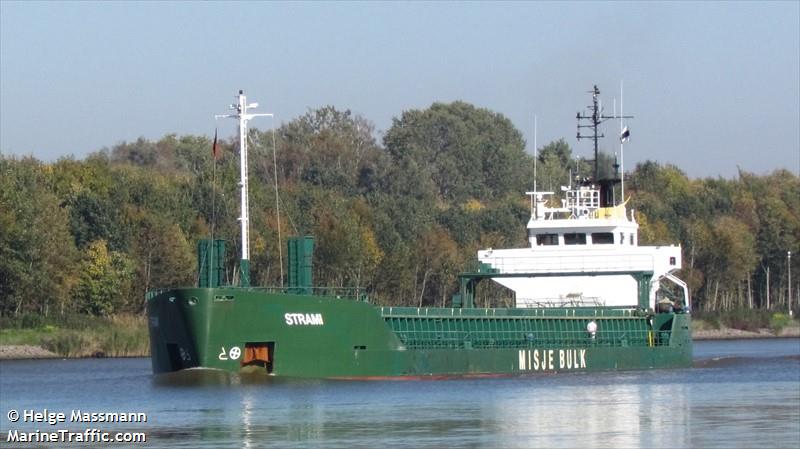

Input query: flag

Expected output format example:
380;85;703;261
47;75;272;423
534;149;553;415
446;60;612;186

212;128;221;160
620;126;630;143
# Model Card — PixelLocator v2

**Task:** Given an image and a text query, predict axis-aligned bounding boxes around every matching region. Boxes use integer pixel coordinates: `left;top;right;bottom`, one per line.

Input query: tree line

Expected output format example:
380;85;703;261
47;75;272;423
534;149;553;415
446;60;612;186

1;102;797;318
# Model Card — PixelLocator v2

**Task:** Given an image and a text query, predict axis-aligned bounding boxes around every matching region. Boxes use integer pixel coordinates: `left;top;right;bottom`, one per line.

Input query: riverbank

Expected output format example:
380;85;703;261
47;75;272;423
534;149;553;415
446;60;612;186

693;326;800;340
0;345;59;359
0;314;148;360
0;344;148;360
2;325;798;360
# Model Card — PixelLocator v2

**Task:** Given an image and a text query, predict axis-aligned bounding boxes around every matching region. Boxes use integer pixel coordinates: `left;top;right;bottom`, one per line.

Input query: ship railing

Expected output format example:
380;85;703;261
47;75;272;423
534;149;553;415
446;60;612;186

565;188;600;211
146;288;171;301
520;297;606;308
146;286;369;301
249;286;369;301
380;305;642;318
393;329;670;350
479;253;655;274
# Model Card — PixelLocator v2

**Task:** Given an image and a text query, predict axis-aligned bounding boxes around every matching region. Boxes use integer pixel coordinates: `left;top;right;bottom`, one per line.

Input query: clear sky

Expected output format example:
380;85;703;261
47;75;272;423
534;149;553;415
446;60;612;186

1;1;798;178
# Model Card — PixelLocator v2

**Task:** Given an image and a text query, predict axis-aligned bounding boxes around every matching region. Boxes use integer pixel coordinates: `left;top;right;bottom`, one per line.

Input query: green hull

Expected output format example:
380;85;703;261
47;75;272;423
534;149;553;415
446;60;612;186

147;288;692;378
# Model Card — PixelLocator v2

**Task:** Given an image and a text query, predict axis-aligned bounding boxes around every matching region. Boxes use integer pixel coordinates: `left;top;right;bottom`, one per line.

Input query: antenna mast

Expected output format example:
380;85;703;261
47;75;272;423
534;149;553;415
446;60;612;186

216;90;272;287
620;80;626;201
576;85;633;206
577;85;633;180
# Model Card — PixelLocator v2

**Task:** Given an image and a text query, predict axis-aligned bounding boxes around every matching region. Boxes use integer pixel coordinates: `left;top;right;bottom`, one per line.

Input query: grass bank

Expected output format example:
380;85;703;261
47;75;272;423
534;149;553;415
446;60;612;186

1;309;796;359
692;309;800;335
692;308;799;338
0;314;148;358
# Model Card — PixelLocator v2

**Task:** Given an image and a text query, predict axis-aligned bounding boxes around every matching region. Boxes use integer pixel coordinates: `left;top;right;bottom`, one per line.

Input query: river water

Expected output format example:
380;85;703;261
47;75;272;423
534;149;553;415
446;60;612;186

1;339;798;448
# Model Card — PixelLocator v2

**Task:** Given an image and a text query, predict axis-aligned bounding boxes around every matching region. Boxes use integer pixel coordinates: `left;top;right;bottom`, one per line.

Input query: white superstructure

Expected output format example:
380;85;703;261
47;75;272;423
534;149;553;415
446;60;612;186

478;186;689;309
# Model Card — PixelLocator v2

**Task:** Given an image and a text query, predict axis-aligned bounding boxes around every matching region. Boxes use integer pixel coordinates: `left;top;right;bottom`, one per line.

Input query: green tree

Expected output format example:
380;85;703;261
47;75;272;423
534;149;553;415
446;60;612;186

535;138;574;192
311;195;384;289
71;240;134;316
412;226;462;307
383;101;530;203
127;210;195;312
0;157;79;317
253;106;383;195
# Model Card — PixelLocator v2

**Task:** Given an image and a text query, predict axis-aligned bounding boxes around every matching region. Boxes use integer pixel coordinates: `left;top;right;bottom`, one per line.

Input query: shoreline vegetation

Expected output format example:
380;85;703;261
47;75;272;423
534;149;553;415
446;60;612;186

2;104;798;330
1;314;797;361
0;314;148;360
1;104;797;362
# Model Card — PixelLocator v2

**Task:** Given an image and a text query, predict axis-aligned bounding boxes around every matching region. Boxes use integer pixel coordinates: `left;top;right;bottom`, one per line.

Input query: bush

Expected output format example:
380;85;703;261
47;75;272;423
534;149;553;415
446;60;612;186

41;331;89;358
50;313;104;331
719;308;771;331
693;311;721;329
769;313;791;335
2;313;148;358
20;313;45;329
101;317;149;357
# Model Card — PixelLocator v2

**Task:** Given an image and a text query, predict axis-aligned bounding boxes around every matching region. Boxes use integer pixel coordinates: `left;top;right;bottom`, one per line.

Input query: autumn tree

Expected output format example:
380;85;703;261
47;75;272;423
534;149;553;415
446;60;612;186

71;240;134;316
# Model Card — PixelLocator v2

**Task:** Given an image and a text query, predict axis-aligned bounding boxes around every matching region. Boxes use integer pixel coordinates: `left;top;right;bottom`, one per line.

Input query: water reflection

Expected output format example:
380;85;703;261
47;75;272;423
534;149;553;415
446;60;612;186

137;359;797;448
150;374;703;448
152;368;236;387
485;378;691;448
241;390;254;449
1;340;797;449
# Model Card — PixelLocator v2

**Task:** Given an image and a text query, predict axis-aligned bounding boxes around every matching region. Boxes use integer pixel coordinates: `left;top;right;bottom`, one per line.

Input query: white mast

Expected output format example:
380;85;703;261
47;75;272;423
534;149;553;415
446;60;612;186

620;80;625;201
533;114;538;192
216;90;272;287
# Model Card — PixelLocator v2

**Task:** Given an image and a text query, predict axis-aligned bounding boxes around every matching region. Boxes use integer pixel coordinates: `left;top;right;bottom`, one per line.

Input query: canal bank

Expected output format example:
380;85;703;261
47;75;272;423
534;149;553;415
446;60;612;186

1;324;798;360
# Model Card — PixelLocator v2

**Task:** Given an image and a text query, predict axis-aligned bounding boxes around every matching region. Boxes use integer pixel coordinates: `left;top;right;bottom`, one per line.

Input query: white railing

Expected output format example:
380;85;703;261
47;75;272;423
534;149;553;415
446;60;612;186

480;253;655;274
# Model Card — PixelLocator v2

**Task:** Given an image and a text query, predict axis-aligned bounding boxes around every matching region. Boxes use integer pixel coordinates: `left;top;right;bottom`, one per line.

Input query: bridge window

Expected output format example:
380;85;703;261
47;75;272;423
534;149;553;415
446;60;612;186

620;232;624;245
564;233;586;245
591;232;614;244
536;233;559;246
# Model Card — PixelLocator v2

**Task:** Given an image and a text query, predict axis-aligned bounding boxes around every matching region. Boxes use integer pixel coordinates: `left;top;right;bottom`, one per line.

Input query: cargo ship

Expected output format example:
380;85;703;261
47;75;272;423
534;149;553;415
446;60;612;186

147;88;692;378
